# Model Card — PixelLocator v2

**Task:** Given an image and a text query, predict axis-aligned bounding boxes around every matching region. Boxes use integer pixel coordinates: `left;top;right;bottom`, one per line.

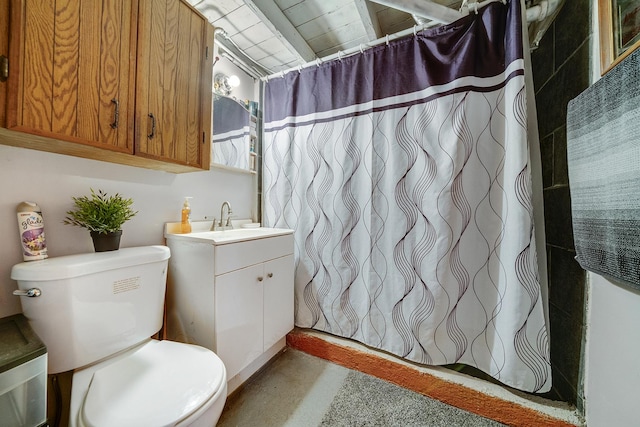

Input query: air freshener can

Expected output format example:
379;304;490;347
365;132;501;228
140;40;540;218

16;201;48;261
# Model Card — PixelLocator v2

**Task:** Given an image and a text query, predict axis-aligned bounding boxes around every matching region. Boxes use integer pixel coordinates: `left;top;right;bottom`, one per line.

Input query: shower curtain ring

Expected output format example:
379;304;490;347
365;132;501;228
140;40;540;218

413;25;418;36
359;44;364;54
472;3;478;14
338;50;344;61
316;58;322;67
297;65;302;74
385;34;390;45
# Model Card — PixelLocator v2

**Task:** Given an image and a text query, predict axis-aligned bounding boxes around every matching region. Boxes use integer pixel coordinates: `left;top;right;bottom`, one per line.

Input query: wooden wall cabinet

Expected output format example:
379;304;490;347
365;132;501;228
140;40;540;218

135;0;212;168
1;0;213;173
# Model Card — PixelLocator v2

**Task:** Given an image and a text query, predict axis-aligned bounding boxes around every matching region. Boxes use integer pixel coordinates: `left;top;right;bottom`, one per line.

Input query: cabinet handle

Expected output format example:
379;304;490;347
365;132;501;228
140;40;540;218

148;113;156;138
257;276;264;282
0;55;8;82
110;99;119;129
267;273;273;278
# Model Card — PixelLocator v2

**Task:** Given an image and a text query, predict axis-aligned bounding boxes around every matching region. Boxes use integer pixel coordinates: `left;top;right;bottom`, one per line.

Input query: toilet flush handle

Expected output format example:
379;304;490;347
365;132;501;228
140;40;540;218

13;288;41;297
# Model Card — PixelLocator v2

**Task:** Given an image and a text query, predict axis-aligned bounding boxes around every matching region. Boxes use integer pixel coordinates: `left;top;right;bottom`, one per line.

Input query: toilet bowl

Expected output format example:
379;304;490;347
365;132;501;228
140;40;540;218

11;246;227;426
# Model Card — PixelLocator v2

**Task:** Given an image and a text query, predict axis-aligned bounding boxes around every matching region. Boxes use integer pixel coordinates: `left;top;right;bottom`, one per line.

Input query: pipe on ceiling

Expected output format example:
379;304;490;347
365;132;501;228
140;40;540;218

374;0;561;25
370;0;464;24
214;28;271;78
525;0;562;22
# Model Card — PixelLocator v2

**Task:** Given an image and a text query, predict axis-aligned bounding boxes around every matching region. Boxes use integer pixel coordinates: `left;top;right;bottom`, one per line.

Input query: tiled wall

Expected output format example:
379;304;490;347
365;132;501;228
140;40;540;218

530;0;591;409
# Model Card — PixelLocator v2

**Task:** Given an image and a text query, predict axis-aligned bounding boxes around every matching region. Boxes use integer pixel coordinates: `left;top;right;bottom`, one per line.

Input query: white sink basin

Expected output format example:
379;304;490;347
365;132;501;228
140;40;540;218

165;227;293;245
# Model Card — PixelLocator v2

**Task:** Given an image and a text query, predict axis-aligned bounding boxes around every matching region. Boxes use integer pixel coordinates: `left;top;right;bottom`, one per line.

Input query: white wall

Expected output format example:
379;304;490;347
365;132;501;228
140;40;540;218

0;144;256;318
584;274;640;426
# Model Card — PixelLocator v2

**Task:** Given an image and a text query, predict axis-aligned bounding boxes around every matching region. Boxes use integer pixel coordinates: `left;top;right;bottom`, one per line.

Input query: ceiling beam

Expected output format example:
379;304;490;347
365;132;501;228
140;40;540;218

354;0;383;41
368;0;464;24
241;0;316;63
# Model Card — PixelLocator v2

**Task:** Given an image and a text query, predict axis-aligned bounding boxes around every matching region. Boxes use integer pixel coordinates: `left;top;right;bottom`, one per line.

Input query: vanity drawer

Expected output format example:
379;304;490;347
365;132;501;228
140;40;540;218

214;234;293;275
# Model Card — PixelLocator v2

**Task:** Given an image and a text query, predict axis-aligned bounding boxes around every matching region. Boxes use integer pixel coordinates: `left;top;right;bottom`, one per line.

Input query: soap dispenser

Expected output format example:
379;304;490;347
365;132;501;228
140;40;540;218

181;197;193;233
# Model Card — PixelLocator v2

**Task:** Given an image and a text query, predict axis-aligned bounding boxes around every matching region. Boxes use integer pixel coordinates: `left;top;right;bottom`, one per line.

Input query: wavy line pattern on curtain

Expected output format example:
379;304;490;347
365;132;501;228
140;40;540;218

263;0;551;393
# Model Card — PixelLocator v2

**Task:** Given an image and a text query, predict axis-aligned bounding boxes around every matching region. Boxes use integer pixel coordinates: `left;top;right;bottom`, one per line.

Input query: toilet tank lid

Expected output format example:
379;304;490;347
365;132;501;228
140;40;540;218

11;246;170;282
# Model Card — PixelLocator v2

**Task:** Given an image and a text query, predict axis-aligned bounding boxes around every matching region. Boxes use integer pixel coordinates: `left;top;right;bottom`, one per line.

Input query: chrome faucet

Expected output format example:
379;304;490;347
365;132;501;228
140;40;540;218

215;201;233;230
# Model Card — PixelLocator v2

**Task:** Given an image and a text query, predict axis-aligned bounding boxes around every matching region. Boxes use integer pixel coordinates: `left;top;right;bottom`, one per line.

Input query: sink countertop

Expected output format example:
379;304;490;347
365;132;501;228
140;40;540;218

164;222;293;245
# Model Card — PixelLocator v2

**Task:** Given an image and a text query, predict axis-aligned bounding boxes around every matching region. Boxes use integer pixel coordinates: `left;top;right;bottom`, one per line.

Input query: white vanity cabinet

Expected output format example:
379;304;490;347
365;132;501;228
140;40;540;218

164;228;294;392
214;244;294;381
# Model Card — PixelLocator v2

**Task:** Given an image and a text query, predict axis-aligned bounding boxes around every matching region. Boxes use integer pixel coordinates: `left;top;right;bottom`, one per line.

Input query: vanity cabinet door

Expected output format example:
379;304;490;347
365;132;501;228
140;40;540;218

263;254;294;351
6;0;137;152
135;0;213;169
214;263;264;381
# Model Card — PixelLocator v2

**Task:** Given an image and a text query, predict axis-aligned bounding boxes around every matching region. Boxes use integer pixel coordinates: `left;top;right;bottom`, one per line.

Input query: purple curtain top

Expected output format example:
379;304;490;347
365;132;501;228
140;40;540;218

265;0;522;126
213;95;250;142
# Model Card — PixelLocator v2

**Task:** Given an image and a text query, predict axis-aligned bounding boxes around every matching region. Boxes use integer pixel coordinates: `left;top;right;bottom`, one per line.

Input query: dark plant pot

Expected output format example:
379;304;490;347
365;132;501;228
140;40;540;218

90;230;122;252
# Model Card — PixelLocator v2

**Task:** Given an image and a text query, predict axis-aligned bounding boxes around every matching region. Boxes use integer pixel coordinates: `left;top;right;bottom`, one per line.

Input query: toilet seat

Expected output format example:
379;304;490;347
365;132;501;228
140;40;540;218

80;340;225;427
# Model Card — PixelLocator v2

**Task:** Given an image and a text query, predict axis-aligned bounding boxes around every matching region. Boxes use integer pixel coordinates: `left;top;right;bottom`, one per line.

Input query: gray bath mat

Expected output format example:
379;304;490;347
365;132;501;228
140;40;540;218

319;371;506;427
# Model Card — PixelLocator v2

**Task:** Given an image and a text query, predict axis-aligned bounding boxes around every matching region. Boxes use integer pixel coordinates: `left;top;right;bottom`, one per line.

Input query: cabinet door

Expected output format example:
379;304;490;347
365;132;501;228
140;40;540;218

215;263;264;380
263;254;294;351
135;0;213;168
6;0;137;152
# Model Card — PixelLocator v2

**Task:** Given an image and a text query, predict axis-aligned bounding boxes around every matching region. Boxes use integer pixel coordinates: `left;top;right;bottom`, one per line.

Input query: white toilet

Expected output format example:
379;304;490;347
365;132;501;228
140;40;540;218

11;245;227;427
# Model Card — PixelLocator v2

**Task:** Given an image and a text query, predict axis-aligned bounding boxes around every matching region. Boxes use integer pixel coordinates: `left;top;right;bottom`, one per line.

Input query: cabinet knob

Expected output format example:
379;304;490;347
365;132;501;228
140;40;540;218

267;273;273;278
257;276;264;282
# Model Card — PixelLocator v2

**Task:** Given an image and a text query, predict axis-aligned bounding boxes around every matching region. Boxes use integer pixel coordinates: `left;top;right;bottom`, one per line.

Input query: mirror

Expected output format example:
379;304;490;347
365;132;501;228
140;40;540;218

211;94;257;172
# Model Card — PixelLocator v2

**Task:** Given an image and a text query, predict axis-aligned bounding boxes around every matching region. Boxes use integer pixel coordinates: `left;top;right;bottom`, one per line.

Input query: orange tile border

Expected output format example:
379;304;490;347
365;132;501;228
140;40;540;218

287;330;577;427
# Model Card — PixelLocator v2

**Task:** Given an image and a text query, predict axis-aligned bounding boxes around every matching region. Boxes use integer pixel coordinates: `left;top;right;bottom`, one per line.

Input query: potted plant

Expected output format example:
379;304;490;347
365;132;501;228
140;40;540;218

63;189;137;252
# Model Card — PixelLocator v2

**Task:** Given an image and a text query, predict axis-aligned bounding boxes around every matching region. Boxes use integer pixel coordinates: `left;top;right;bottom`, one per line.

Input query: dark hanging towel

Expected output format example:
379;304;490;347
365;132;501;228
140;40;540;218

567;49;640;291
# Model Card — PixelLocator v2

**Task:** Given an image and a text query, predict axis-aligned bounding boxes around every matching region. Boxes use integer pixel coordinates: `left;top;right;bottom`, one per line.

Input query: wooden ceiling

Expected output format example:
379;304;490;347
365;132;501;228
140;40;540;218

188;0;463;76
187;0;558;77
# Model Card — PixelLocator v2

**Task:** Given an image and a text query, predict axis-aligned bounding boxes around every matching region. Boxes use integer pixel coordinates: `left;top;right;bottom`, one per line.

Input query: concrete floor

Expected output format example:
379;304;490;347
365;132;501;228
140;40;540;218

217;348;506;427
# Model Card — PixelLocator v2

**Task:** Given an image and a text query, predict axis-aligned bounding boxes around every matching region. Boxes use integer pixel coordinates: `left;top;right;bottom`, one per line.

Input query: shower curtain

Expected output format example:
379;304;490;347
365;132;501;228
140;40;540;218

263;0;551;393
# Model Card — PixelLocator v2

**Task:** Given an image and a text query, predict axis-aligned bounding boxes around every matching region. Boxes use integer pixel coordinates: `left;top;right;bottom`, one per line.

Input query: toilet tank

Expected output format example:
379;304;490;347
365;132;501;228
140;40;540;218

11;246;170;374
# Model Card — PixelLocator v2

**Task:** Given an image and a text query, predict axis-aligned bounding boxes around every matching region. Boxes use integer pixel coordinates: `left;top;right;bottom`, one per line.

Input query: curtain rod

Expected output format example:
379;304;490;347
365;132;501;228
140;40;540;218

264;0;510;80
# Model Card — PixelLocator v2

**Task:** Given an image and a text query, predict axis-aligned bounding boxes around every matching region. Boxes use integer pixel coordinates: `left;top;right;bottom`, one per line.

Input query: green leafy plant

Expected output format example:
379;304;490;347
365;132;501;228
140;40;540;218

63;189;137;234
